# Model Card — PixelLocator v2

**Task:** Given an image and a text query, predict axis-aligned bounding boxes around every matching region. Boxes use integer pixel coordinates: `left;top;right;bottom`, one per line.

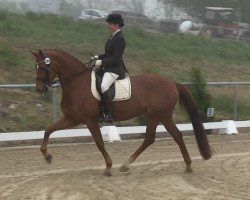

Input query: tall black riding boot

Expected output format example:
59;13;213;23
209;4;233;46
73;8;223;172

102;91;113;122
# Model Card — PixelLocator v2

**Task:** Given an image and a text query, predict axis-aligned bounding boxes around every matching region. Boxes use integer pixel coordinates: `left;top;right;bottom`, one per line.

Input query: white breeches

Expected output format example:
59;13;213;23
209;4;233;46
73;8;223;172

101;72;119;93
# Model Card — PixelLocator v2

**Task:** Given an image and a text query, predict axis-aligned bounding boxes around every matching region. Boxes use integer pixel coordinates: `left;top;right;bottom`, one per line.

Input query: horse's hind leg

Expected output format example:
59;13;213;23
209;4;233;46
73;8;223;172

86;121;113;176
162;119;192;172
120;118;158;172
40;117;78;164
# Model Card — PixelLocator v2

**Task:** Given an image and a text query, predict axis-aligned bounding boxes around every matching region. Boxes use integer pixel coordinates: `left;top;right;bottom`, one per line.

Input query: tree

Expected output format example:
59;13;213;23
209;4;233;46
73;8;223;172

86;0;94;9
60;0;84;18
0;0;20;13
189;67;212;123
19;2;29;13
237;0;250;23
116;0;147;14
161;0;174;20
158;0;250;23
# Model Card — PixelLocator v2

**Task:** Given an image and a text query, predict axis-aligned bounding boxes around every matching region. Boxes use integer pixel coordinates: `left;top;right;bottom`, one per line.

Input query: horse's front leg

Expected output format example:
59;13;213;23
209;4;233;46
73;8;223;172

86;121;113;176
40;117;78;164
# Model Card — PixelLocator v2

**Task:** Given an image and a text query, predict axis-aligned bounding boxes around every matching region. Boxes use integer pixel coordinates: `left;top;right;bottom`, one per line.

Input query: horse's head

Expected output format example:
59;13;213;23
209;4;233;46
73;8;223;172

30;49;58;94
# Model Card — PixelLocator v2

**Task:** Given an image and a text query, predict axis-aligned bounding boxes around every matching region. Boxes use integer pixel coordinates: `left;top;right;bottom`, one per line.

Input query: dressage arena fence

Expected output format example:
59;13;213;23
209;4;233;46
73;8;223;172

0;82;250;142
1;81;250;121
0;120;250;142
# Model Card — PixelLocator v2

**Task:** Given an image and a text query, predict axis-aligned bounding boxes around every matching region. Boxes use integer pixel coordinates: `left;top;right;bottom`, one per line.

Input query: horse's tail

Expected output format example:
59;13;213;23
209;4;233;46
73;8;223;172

175;82;213;160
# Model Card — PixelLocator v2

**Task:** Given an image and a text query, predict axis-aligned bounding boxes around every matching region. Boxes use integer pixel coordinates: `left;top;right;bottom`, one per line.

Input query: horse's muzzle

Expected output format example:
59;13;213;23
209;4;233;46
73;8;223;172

36;88;44;94
36;86;48;95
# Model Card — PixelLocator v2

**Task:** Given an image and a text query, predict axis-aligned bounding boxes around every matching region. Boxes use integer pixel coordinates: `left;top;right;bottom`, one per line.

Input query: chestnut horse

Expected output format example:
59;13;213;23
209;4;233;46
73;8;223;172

31;49;213;176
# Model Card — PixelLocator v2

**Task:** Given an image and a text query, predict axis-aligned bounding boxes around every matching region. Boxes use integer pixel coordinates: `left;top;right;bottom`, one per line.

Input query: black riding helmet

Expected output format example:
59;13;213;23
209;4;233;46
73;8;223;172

106;14;125;28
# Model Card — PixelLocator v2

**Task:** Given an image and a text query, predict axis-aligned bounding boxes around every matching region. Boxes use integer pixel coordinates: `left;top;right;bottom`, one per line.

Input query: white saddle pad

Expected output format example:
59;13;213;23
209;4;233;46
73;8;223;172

91;71;131;101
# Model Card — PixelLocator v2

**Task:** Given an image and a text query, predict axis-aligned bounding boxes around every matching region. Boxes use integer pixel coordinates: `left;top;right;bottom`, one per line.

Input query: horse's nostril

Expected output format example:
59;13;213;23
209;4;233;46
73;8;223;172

36;89;43;94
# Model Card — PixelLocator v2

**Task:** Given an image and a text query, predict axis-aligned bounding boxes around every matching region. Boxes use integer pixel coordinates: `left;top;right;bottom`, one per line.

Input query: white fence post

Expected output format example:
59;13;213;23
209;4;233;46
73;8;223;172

101;126;121;142
219;120;238;135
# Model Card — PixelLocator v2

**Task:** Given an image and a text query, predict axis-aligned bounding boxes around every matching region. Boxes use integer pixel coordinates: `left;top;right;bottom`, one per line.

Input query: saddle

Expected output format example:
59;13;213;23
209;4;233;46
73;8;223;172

91;70;131;101
91;70;131;122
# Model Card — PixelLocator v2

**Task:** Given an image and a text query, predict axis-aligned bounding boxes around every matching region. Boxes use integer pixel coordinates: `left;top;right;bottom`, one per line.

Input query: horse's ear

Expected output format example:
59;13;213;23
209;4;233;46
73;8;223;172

30;50;38;58
39;49;44;57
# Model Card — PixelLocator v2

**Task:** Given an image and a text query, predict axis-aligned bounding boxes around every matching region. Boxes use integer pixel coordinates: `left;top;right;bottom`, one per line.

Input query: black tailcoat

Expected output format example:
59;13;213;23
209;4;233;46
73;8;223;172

99;31;126;78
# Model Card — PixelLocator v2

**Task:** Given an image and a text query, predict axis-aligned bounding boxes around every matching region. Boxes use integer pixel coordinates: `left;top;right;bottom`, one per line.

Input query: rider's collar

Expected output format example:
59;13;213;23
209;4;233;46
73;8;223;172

112;29;121;37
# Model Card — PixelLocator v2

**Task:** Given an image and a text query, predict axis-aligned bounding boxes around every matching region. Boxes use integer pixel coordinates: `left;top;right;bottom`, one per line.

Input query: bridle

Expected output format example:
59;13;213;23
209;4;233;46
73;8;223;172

35;50;96;94
35;56;57;92
35;50;58;94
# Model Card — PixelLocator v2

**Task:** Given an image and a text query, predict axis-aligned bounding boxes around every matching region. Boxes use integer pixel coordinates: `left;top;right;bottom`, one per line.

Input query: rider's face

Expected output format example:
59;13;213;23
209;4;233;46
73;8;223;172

108;23;119;33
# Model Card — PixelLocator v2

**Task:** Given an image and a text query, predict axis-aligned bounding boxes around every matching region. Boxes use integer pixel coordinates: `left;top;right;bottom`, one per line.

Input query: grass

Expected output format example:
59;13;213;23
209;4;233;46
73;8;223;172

0;11;107;45
1;10;250;65
0;45;22;68
212;95;250;120
0;11;249;131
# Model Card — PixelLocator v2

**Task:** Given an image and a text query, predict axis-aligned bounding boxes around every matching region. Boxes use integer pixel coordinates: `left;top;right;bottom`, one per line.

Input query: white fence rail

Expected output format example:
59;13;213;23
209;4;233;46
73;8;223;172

1;120;249;142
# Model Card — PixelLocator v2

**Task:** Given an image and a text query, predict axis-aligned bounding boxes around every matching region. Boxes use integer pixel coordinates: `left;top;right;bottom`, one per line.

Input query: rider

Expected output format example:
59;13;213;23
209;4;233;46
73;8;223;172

93;14;126;122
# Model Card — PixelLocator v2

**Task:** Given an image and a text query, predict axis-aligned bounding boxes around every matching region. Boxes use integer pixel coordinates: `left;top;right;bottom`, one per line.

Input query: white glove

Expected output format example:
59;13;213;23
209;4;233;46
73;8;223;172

91;55;99;60
95;59;102;67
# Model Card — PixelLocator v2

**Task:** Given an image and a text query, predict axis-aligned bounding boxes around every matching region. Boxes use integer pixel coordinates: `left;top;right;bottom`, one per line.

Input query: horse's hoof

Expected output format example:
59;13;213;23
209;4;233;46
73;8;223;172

119;165;130;173
185;166;193;173
45;154;53;164
103;169;112;177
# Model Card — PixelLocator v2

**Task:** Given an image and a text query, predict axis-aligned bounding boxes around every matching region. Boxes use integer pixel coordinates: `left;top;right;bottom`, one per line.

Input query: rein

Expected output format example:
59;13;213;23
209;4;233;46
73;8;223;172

57;59;96;88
